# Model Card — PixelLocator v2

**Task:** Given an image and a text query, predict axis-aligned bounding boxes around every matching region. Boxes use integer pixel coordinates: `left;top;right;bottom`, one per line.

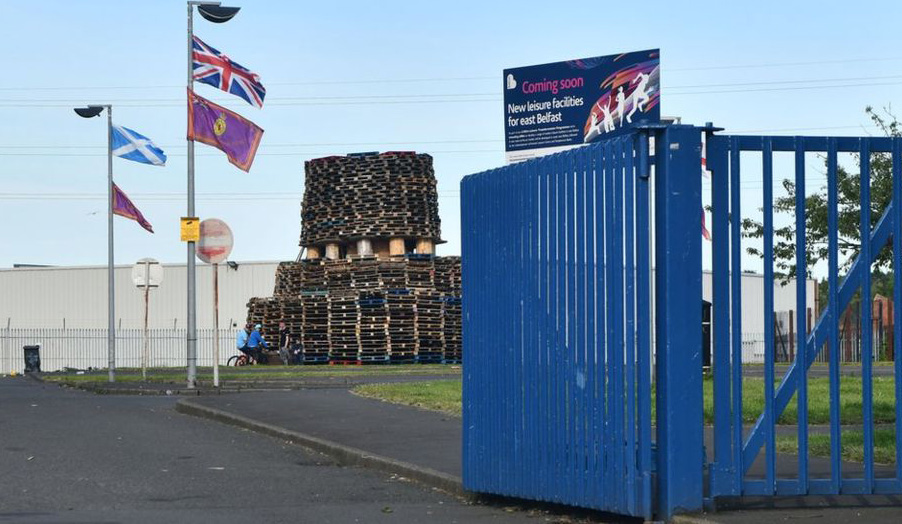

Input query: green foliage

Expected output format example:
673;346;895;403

741;106;901;281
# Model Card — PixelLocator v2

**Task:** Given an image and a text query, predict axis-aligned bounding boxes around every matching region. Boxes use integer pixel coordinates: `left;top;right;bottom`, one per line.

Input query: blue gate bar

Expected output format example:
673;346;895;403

594;144;608;508
730;137;744;490
556;150;568;504
655;125;704;517
827;138;842;491
581;145;597;506
538;157;550;500
624;137;637;513
612;140;625;512
565;143;576;505
860;139;874;491
729;135;896;153
895;137;902;480
708;133;733;495
794;139;809;493
762;137;776;494
636;134;653;519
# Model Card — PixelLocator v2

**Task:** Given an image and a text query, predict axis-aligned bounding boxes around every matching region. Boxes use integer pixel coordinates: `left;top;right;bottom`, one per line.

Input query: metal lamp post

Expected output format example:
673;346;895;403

186;1;240;388
74;104;115;383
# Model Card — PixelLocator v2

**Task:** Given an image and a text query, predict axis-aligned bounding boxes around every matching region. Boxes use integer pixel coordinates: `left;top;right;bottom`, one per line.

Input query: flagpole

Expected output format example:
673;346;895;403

186;2;198;389
186;0;238;388
106;104;116;383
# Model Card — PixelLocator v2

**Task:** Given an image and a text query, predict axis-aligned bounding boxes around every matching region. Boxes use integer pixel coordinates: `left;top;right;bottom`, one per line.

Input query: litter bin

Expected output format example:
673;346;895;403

23;345;41;373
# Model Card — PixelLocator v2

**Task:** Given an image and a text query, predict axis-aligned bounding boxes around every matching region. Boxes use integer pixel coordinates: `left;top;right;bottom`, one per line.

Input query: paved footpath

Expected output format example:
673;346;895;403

0;376;568;524
180;385;902;524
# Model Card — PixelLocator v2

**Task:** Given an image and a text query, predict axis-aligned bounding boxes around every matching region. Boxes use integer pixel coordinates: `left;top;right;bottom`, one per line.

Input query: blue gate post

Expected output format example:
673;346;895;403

654;125;704;518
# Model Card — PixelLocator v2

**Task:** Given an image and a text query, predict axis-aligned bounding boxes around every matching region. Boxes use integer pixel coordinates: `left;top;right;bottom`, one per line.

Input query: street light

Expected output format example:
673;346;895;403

185;1;240;389
74;104;115;383
197;4;240;23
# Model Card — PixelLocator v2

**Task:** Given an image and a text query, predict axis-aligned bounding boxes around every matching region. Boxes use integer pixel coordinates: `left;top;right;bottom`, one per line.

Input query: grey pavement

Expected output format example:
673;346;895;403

178;379;902;523
0;376;578;524
182;387;463;479
15;372;902;523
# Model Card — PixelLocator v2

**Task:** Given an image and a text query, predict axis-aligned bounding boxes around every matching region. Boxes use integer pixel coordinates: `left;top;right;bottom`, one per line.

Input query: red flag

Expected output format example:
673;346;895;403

701;207;711;241
112;183;154;233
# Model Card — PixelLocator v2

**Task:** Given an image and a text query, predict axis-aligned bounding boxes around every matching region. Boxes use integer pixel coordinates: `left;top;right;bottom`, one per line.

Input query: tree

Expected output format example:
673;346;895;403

741;106;900;284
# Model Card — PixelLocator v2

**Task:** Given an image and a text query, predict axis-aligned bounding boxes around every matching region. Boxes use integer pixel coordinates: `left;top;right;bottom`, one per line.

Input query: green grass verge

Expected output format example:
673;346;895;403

42;364;460;384
352;379;899;466
353;380;462;416
776;429;898;465
350;376;898;427
702;376;897;425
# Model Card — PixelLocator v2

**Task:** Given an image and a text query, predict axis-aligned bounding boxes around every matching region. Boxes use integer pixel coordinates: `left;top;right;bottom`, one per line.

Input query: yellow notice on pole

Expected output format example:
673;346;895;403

180;217;200;242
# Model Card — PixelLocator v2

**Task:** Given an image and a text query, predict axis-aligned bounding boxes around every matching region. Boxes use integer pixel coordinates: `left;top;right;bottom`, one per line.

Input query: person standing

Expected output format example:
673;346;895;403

277;321;292;366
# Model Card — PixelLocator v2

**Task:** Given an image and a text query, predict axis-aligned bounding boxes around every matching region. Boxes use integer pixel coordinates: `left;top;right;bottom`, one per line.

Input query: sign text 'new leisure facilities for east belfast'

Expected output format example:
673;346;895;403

503;49;660;163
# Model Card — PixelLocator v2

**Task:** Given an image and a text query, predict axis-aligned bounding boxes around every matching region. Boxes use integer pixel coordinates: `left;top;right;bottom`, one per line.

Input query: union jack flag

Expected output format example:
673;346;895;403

192;35;266;109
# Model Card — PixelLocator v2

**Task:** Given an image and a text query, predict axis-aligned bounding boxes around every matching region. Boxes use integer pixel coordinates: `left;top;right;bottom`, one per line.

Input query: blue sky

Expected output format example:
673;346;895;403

1;0;900;269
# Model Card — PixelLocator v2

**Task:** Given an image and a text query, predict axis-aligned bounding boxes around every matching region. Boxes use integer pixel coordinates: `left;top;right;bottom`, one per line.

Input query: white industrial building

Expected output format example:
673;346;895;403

0;261;279;330
1;261;280;373
0;263;815;373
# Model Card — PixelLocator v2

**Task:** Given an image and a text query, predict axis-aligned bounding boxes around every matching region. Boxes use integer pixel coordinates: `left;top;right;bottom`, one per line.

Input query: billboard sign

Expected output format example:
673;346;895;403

503;49;660;163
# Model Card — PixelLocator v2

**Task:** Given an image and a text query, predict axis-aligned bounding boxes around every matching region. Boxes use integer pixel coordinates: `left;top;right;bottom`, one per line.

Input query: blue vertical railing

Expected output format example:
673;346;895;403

706;135;902;499
462;125;902;520
462;126;705;520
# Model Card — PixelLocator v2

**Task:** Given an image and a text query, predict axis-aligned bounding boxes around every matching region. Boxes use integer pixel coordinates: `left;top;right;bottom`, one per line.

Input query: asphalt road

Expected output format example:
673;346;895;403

0;377;552;524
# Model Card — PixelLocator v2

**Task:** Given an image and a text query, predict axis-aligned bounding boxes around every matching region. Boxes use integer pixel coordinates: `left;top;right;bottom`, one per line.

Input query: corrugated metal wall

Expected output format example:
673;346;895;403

0;261;278;329
701;271;817;335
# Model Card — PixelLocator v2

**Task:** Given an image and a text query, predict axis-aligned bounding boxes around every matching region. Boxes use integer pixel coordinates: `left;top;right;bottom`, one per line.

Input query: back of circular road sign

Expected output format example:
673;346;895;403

132;257;164;288
197;218;234;264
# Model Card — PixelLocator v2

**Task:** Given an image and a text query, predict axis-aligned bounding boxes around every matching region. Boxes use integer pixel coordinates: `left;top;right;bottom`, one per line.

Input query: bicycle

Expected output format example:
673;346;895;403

227;350;259;367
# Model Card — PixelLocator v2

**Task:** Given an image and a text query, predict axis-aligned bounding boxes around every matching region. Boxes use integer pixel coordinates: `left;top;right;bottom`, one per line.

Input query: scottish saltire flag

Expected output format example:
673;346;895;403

112;125;166;166
112;183;154;233
192;35;266;108
187;89;264;172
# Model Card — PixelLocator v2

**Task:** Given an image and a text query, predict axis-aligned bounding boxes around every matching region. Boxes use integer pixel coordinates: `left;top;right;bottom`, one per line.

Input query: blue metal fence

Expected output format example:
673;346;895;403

705;134;902;499
461;126;705;520
462;126;902;520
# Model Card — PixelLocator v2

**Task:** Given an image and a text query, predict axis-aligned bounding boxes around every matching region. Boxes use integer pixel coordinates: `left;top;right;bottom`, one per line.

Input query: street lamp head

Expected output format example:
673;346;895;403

197;5;240;23
73;106;105;118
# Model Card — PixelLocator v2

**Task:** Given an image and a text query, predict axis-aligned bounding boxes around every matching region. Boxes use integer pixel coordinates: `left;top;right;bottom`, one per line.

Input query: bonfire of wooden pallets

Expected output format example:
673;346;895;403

246;152;461;364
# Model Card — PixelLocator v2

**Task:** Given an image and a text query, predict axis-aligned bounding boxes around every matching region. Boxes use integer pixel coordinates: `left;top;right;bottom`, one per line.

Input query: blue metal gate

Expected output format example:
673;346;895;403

705;134;902;499
461;125;706;520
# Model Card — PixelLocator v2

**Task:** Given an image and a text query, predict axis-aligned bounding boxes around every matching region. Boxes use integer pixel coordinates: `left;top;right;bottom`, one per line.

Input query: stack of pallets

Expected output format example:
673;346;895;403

415;291;444;363
328;293;359;361
248;256;462;364
358;291;389;362
300;291;330;362
299;152;441;248
442;295;462;363
386;288;417;362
